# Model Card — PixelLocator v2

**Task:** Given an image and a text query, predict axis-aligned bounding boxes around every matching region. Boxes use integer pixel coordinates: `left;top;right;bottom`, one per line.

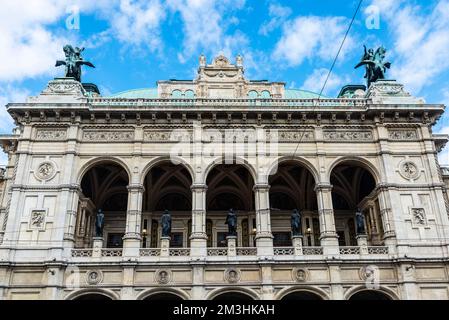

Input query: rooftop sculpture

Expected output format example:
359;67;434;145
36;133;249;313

55;45;95;82
355;45;391;88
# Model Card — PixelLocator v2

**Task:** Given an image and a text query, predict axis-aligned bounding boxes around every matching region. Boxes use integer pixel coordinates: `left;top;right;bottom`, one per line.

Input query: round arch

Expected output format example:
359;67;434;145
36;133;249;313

206;287;260;300
140;156;195;186
76;157;132;185
266;156;320;184
345;286;398;300
275;286;329;300
327;156;381;184
202;156;257;185
136;288;190;300
65;288;120;300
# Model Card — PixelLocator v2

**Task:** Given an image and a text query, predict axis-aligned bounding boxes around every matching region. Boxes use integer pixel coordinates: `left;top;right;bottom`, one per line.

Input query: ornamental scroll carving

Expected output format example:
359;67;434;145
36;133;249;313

41;79;85;95
267;130;314;142
388;130;417;140
83;130;134;141
144;130;192;142
323;130;372;141
35;129;67;141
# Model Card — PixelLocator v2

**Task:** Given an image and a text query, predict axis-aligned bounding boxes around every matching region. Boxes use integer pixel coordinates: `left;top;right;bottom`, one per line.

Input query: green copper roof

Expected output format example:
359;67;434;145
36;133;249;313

284;89;324;99
109;88;158;99
108;88;324;99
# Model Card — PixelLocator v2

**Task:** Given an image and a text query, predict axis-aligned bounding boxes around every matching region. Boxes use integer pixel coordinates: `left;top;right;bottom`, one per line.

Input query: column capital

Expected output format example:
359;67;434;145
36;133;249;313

127;184;145;192
191;183;208;191
253;184;270;191
314;183;333;192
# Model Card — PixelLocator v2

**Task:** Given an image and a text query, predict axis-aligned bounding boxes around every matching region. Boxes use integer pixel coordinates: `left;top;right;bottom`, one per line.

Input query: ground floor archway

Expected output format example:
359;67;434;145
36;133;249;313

348;290;393;300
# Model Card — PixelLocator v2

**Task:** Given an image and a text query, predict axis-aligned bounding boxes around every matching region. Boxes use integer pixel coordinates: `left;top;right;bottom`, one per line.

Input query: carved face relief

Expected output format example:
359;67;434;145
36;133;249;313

224;268;241;283
292;268;308;282
155;269;171;284
86;270;103;285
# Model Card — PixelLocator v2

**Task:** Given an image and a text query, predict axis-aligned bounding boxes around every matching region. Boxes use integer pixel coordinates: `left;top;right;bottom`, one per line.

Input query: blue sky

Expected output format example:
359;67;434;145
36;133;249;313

1;0;449;165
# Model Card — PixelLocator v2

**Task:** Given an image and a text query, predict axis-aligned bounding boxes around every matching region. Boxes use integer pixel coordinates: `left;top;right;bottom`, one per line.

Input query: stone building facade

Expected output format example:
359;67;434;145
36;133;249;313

0;55;448;300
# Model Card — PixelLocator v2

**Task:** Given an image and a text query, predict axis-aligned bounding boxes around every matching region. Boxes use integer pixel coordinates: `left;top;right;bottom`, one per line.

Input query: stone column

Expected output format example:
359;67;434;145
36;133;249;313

377;184;397;251
190;184;208;257
315;183;339;255
122;184;144;257
253;184;274;256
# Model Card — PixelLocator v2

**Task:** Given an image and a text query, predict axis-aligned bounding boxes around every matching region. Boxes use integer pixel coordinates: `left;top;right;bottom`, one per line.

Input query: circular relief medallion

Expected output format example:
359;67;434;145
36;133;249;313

86;270;103;285
35;161;56;181
359;265;377;281
399;161;420;180
155;269;172;284
224;268;241;284
292;268;308;282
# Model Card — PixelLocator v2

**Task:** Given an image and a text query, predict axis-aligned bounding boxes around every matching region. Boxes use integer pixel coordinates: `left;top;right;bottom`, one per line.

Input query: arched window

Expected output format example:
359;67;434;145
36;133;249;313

260;90;271;99
248;90;258;99
184;90;195;98
171;90;182;98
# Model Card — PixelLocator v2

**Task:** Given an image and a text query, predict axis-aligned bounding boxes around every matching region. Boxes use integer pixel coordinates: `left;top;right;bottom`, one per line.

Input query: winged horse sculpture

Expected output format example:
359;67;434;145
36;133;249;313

355;45;391;88
55;45;95;82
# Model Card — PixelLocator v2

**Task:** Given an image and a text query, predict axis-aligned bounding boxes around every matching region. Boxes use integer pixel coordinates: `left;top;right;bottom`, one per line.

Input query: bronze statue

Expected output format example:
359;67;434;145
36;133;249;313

55;45;95;82
161;209;172;237
225;208;237;236
291;209;302;236
355;45;391;88
355;208;366;235
95;209;105;237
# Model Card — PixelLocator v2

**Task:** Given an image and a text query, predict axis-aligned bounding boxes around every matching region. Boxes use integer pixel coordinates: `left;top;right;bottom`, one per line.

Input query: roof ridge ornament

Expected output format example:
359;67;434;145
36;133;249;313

55;45;95;82
355;45;391;88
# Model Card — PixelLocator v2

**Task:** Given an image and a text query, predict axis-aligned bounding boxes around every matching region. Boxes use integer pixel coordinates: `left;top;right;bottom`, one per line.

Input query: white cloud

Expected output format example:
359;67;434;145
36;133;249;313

0;152;8;167
259;3;292;36
368;0;449;94
273;15;355;67
167;0;248;63
108;0;165;50
0;85;30;133
301;68;350;96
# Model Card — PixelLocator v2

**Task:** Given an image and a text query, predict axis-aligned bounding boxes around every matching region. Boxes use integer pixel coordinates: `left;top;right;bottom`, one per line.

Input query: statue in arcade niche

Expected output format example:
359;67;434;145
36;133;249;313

95;209;105;238
225;208;237;236
291;209;302;236
355;45;391;88
55;45;95;82
355;208;366;235
161;209;172;237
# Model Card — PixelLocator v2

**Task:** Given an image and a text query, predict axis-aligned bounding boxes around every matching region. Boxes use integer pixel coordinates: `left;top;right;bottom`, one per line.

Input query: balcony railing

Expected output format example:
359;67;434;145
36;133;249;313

236;247;257;256
71;249;93;257
140;248;161;256
207;248;228;256
273;247;294;255
339;246;361;255
302;247;324;255
72;245;388;259
368;246;389;254
169;248;191;256
101;248;123;257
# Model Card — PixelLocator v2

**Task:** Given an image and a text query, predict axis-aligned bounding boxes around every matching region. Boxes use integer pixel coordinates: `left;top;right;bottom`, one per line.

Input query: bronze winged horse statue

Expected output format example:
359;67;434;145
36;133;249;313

55;45;95;82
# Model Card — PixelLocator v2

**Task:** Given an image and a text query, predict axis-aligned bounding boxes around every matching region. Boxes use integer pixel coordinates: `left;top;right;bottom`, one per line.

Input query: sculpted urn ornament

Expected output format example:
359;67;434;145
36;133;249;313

55;45;95;82
355;45;391;88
